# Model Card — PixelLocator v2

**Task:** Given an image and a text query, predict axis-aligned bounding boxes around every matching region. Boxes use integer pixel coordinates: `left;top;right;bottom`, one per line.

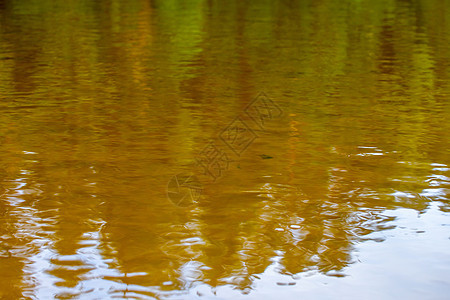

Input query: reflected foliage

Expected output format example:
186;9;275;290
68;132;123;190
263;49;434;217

0;0;449;298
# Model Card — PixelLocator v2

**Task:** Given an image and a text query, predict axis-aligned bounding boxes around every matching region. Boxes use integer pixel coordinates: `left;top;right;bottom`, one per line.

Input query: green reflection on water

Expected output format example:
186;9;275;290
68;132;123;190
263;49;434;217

0;0;449;298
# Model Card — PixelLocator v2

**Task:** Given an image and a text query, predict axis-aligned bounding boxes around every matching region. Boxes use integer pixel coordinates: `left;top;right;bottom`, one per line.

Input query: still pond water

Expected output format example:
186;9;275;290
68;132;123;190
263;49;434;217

1;0;450;299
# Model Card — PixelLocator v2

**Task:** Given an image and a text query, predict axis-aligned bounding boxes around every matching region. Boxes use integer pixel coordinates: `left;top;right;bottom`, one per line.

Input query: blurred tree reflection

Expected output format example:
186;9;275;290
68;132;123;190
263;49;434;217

0;0;449;297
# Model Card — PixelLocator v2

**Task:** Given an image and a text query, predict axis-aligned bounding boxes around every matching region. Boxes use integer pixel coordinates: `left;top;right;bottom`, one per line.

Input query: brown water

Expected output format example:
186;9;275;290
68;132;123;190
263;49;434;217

1;0;450;299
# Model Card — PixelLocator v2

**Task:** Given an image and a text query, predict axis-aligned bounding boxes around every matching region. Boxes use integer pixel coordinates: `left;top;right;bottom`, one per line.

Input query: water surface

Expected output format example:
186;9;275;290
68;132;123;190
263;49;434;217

1;0;450;299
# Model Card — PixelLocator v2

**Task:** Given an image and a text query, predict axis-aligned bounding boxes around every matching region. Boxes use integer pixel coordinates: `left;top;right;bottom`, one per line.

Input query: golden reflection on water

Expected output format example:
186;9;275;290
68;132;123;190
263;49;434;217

0;0;450;298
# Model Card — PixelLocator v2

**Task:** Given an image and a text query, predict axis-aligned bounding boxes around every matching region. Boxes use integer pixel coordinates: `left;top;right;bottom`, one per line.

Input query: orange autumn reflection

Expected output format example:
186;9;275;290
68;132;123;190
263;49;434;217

1;0;450;299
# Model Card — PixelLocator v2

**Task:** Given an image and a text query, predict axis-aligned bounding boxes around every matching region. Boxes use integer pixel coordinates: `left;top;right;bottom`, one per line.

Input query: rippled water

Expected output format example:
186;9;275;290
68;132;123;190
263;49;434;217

1;0;450;299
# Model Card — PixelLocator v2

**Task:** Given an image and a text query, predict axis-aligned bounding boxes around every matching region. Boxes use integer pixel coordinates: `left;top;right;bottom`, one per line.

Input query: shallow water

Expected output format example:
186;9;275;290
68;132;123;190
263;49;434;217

1;0;450;299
